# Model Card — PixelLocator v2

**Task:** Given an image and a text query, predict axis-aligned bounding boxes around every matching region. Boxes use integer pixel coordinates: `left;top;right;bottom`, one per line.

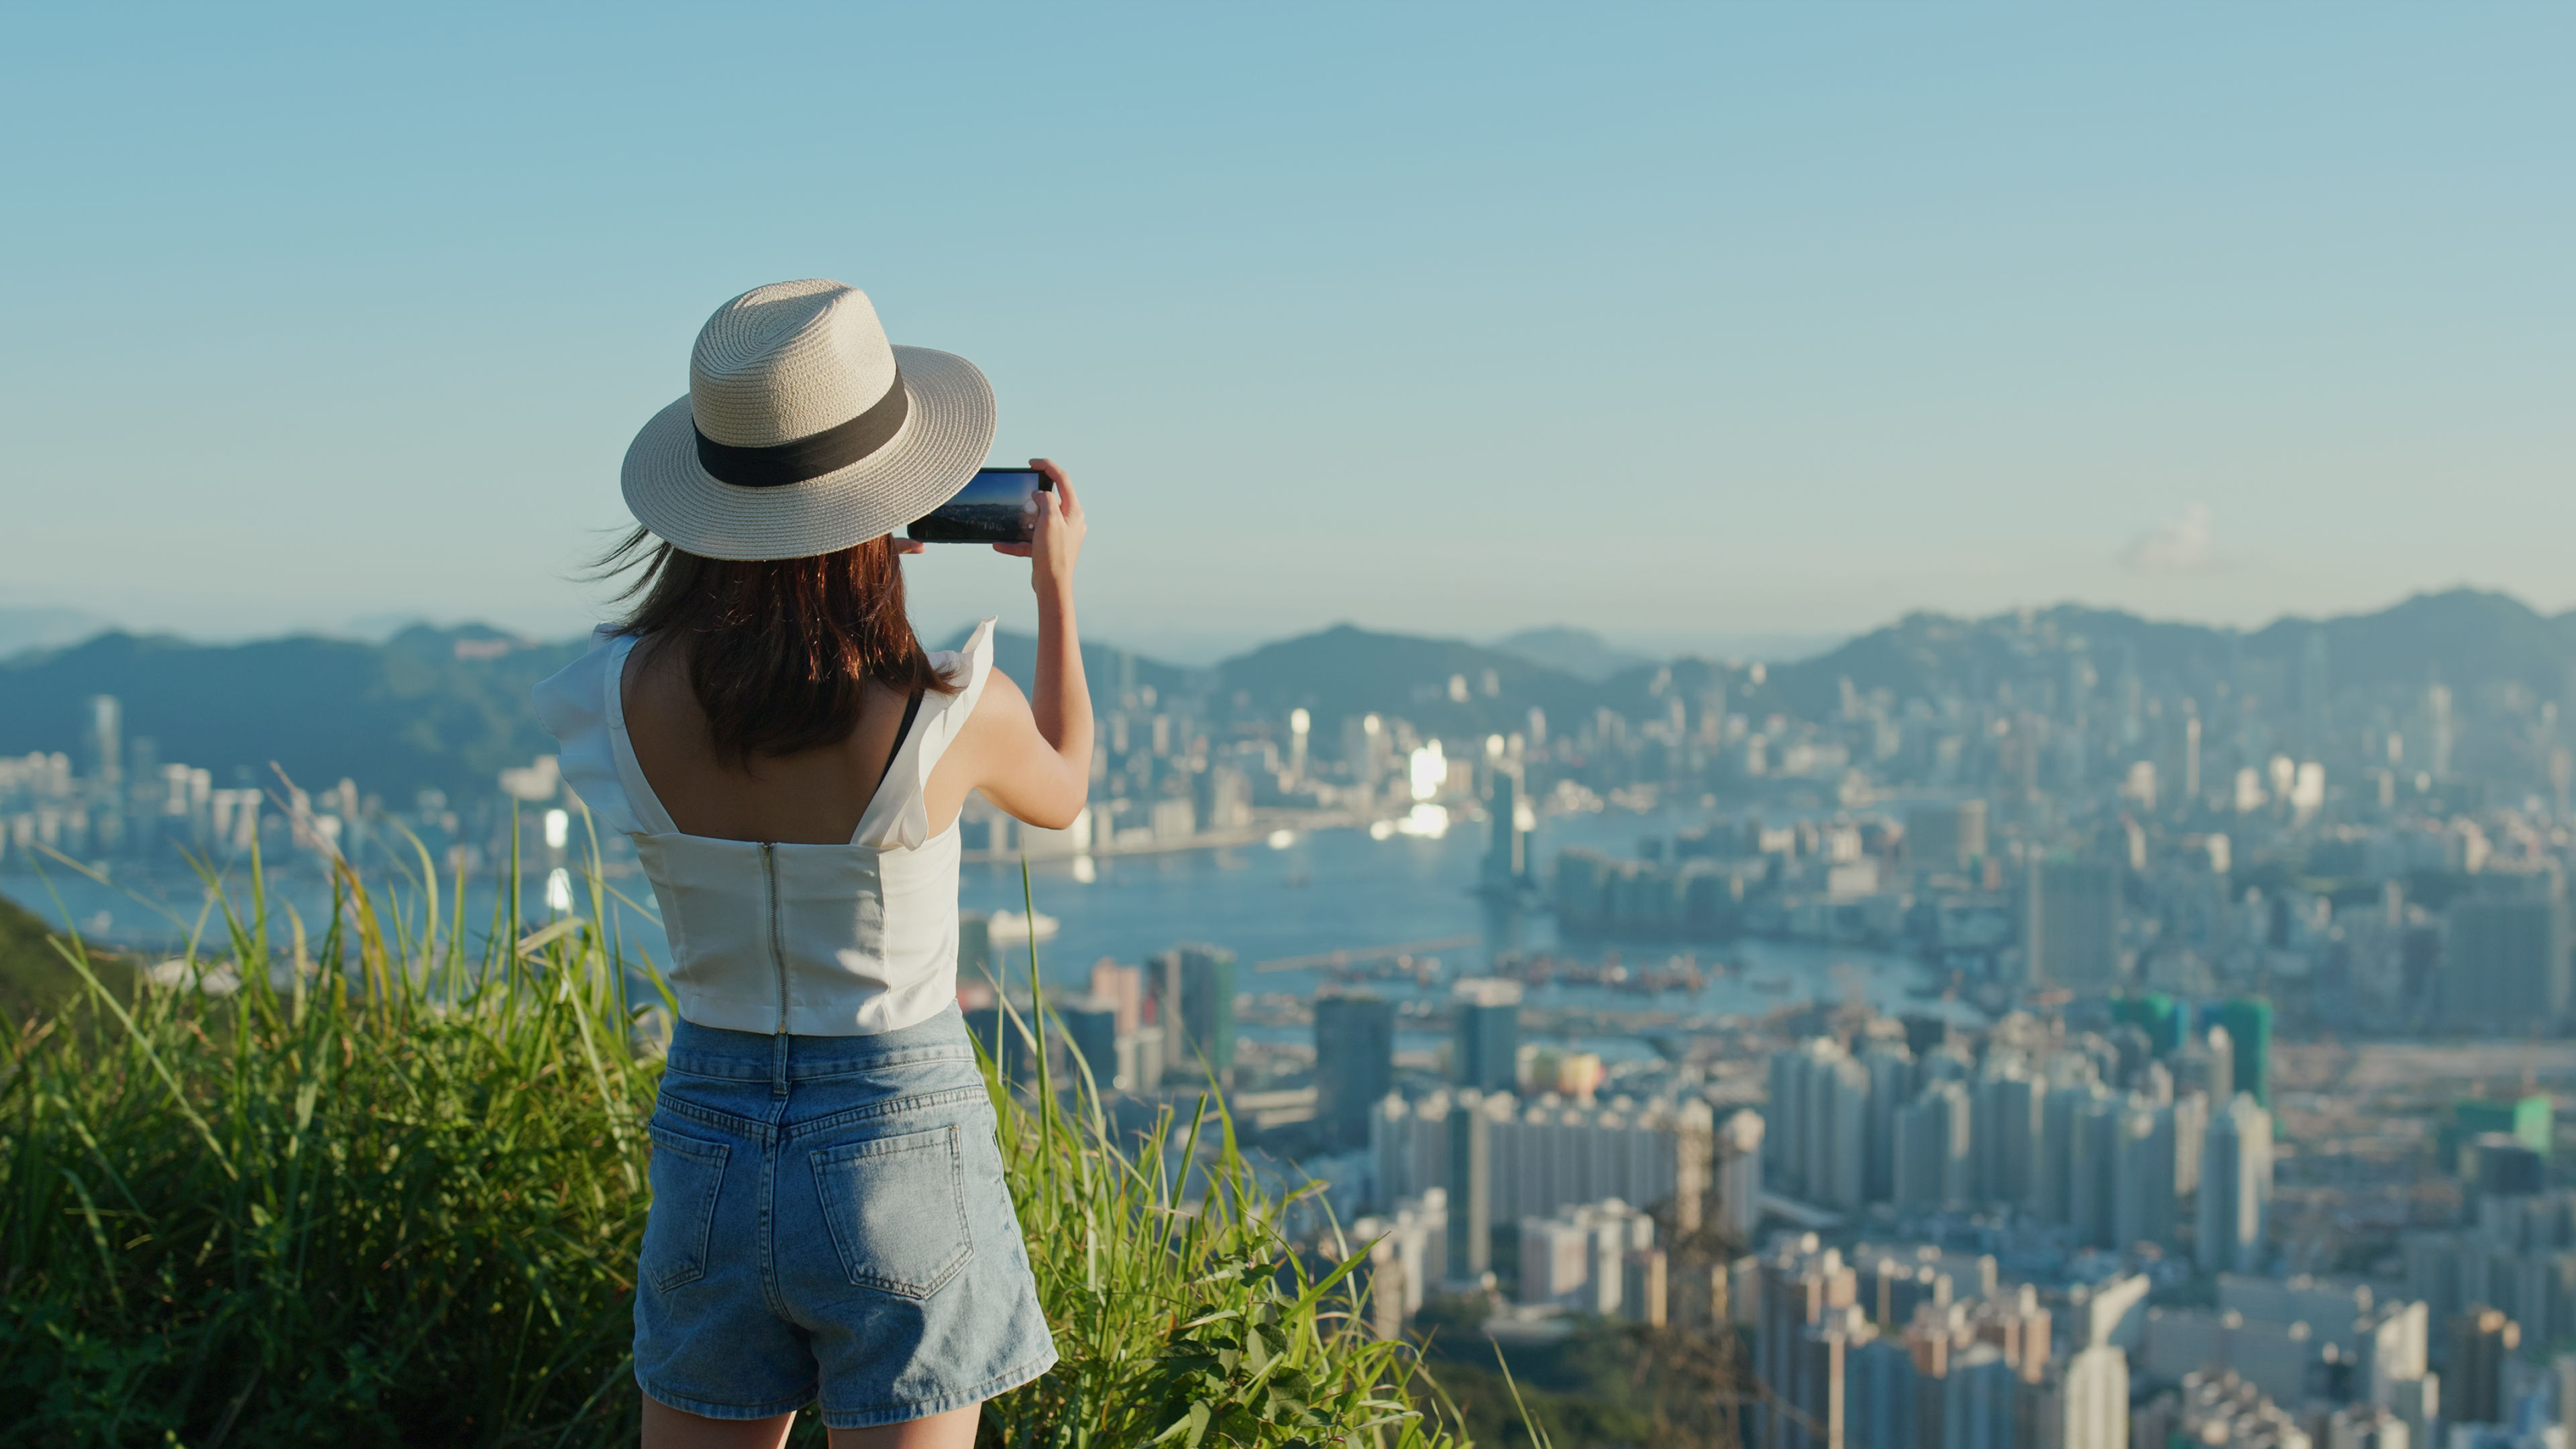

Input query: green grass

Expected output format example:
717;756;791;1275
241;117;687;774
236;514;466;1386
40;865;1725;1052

0;842;1468;1448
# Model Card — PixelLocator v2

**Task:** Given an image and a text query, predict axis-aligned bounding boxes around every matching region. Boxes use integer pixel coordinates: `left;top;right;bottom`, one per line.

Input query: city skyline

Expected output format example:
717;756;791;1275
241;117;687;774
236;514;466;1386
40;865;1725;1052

4;6;2572;653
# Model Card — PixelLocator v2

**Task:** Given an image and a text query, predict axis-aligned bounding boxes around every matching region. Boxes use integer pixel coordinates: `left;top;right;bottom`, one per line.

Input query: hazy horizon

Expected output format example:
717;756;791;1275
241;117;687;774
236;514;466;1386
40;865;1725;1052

5;6;2569;650
5;579;2561;674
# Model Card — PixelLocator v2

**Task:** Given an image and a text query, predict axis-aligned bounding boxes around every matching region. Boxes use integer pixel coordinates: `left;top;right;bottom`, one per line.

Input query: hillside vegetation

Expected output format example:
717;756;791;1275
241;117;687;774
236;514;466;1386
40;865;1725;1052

0;859;1465;1448
0;890;129;1022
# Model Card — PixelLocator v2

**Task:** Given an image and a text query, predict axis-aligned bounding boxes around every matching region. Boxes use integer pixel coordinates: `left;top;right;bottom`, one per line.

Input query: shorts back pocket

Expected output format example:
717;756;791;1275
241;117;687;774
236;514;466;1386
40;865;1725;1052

809;1124;973;1299
643;1122;731;1291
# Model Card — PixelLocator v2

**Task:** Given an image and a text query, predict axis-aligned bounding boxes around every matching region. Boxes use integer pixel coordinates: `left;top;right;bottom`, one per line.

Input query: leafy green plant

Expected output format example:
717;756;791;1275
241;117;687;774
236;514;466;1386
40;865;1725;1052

0;841;1472;1448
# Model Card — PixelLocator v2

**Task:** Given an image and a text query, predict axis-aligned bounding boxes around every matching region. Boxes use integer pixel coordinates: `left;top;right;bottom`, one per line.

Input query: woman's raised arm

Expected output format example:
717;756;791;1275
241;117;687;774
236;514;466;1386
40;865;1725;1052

946;459;1091;829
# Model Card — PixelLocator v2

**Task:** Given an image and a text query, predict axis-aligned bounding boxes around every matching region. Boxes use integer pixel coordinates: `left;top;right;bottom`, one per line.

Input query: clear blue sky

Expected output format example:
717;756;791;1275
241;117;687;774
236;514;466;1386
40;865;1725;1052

2;4;2568;661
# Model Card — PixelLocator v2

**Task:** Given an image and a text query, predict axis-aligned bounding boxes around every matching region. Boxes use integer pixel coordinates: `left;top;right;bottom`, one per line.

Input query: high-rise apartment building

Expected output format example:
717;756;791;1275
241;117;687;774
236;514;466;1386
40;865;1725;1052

2448;1306;2518;1426
1756;1237;1860;1449
1862;1041;1917;1203
1937;1344;2019;1449
1715;1108;1766;1244
1452;977;1522;1091
1894;1081;1972;1213
2112;1094;2203;1252
1517;1197;1656;1320
1846;1335;1921;1449
1372;1088;1711;1232
2029;859;2121;991
2198;1093;2274;1275
1314;994;1395;1149
1765;1037;1871;1210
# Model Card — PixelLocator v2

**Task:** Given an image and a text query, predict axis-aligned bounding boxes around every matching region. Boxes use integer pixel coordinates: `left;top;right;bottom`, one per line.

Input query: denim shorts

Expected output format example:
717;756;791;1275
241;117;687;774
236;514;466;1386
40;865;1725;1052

636;1006;1058;1428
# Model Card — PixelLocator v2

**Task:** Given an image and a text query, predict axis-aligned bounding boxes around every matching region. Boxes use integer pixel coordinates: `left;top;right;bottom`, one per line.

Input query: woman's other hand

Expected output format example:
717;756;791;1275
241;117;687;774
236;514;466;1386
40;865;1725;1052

992;458;1083;598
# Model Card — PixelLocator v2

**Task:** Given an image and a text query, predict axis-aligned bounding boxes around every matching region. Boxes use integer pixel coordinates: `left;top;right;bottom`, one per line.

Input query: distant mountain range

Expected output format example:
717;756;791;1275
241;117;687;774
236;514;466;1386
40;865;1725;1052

5;589;2572;806
0;606;115;659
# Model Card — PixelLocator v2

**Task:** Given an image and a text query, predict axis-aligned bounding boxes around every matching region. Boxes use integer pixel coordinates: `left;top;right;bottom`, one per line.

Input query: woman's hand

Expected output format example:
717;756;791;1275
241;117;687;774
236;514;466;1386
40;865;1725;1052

992;458;1083;600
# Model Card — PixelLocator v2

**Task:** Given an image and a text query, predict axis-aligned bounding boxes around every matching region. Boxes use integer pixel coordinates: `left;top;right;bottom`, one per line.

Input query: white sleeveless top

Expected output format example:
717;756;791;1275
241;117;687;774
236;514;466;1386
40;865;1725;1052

532;619;997;1036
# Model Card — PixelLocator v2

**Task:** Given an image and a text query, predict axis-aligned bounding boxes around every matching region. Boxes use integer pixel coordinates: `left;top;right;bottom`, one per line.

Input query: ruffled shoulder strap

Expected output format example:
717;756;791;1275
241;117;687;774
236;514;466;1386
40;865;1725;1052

531;627;667;837
855;619;998;849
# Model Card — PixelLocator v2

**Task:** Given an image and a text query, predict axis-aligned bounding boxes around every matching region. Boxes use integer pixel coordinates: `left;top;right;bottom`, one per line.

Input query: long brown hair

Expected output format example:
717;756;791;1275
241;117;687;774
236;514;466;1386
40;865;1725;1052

600;529;957;764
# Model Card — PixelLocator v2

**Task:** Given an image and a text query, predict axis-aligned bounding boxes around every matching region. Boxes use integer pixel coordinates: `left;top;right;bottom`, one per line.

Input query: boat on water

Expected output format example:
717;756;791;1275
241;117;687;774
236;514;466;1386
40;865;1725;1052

1748;975;1793;994
985;909;1060;943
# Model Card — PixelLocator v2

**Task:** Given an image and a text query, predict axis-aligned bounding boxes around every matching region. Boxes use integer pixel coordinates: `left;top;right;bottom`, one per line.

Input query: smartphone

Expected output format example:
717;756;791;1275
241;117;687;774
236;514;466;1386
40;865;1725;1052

908;468;1052;544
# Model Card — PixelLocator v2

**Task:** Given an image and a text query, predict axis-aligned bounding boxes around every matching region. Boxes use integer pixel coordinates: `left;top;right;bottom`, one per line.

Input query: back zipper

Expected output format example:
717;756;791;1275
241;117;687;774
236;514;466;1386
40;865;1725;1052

759;841;788;1034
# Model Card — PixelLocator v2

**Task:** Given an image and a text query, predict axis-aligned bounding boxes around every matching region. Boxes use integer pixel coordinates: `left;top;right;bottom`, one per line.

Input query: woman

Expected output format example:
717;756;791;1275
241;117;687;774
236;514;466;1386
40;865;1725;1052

535;279;1088;1447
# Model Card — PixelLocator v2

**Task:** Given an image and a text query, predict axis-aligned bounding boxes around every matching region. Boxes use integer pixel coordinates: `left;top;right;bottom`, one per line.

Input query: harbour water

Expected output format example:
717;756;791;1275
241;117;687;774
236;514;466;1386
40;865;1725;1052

6;802;1961;1053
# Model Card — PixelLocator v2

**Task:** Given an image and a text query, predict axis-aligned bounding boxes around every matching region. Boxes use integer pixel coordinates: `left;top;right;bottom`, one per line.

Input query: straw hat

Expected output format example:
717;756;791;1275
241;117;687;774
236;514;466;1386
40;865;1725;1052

621;279;994;560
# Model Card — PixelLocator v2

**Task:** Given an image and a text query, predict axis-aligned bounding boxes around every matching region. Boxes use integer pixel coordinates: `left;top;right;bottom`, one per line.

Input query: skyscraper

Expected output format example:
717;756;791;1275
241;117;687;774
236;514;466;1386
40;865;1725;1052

1452;977;1523;1092
2183;711;2203;804
2029;859;2121;991
2424;684;2456;780
2298;629;2332;759
2034;1083;2110;1226
85;694;122;795
2448;1306;2518;1426
2214;997;2275;1108
2050;1344;2131;1449
1483;763;1530;892
1445;1096;1493;1287
1157;943;1238;1081
1315;994;1396;1150
1974;1065;2040;1208
2112;1097;2185;1252
1059;998;1120;1091
2198;1093;2274;1275
2068;1092;2121;1248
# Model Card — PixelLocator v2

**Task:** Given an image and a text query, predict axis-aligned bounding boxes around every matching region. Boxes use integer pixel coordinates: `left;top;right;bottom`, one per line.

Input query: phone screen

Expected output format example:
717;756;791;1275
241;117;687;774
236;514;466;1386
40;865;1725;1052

908;468;1049;543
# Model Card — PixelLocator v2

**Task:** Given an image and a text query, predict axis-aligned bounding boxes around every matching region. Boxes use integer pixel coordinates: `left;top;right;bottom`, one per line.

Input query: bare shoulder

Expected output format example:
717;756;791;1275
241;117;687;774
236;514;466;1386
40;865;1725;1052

961;662;1034;743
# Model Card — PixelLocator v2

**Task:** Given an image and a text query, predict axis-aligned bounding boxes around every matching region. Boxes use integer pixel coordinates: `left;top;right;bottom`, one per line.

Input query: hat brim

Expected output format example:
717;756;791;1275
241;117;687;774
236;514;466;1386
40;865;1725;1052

620;345;996;561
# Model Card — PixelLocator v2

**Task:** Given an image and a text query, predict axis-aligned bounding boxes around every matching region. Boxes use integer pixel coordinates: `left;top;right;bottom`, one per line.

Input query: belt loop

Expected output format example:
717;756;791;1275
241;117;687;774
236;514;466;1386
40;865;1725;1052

771;1031;790;1099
